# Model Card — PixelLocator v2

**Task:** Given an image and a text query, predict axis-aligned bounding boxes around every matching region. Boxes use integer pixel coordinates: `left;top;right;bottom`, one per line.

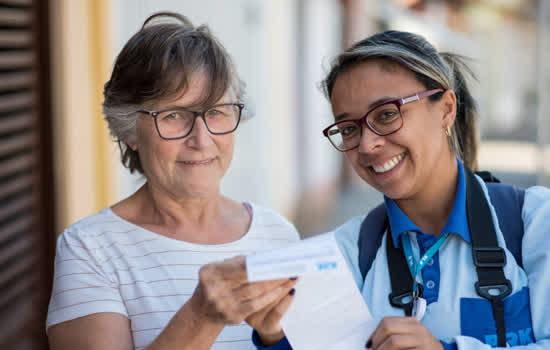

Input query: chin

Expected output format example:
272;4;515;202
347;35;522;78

381;189;408;201
362;173;413;200
381;180;417;200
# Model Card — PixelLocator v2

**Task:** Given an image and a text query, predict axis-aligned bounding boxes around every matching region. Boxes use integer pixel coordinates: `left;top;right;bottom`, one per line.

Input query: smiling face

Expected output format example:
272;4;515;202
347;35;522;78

330;60;457;200
130;74;236;200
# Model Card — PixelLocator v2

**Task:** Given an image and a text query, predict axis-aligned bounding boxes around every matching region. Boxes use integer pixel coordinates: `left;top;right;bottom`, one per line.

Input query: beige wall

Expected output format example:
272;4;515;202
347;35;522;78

50;0;118;233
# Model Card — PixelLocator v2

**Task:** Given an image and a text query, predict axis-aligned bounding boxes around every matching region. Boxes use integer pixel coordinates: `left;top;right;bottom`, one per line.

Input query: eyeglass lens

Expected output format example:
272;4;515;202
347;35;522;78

327;103;402;151
155;104;241;139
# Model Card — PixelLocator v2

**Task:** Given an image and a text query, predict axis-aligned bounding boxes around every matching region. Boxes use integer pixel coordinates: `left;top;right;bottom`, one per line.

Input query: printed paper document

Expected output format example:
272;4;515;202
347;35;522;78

246;233;376;350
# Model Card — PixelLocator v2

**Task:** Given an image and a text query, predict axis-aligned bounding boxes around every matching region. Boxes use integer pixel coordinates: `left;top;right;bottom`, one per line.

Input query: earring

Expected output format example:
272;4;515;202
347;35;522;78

445;126;452;137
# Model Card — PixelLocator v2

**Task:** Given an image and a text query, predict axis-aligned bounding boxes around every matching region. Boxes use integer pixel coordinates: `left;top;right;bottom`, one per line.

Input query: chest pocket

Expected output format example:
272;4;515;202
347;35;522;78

460;287;534;346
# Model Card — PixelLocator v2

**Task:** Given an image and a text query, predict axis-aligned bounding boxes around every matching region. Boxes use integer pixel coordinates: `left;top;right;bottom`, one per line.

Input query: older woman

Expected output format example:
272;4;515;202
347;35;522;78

46;12;298;350
253;30;550;350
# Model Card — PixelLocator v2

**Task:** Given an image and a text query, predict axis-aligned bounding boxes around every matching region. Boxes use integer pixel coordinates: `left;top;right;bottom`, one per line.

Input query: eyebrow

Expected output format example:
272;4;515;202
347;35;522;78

151;105;193;113
368;96;397;109
334;112;351;121
154;103;216;112
334;96;398;121
163;105;189;110
163;100;236;110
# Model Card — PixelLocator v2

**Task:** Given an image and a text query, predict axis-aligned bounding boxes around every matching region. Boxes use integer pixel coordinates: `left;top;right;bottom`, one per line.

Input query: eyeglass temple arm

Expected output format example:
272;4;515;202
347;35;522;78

418;88;444;99
401;89;444;105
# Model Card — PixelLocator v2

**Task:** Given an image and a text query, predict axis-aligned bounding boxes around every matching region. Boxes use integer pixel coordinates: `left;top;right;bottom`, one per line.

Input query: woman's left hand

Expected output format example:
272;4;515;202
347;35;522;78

367;317;443;350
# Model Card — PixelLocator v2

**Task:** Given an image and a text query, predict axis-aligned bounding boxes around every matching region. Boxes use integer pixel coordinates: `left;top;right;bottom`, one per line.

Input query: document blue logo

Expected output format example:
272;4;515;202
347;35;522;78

317;262;337;271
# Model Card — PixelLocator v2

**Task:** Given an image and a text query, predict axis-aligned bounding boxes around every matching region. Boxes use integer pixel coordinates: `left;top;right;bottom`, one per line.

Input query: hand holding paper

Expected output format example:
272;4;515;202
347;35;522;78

246;233;377;350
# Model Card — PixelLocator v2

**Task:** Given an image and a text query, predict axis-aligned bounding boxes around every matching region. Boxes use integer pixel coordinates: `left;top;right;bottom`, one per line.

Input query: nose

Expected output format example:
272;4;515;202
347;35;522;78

185;116;214;148
357;124;384;154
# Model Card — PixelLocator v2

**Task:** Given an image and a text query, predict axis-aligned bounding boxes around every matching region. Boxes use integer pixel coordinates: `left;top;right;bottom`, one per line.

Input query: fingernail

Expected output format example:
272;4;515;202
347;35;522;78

366;339;372;348
290;277;298;281
289;288;296;295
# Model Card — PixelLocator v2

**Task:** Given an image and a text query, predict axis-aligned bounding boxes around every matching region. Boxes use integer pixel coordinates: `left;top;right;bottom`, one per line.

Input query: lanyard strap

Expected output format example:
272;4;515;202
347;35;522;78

401;232;449;292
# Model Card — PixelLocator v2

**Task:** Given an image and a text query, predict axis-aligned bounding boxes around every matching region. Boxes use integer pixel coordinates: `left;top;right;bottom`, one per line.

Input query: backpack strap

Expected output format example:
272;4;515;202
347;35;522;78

475;170;501;183
359;210;419;316
465;167;512;347
358;204;387;280
386;226;421;316
484;182;525;268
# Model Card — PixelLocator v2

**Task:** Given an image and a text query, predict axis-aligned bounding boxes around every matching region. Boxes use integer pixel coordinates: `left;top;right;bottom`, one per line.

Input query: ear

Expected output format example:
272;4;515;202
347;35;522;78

439;89;457;129
127;122;140;151
127;137;138;151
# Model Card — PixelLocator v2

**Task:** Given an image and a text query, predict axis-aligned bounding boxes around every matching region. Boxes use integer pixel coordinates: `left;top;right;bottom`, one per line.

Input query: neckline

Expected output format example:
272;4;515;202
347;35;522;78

384;157;471;247
102;203;256;248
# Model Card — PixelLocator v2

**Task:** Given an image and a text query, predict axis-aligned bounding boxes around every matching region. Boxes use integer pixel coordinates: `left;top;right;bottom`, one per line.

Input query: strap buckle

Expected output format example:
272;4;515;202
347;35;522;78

475;280;512;301
389;285;423;308
472;246;506;268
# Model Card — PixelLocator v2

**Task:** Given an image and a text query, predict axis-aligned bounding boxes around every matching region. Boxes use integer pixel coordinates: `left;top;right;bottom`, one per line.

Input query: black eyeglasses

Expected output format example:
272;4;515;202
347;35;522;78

322;89;443;151
137;103;244;140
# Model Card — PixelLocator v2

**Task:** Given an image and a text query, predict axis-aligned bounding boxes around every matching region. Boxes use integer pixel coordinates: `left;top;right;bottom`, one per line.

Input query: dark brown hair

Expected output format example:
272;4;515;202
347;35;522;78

103;11;244;174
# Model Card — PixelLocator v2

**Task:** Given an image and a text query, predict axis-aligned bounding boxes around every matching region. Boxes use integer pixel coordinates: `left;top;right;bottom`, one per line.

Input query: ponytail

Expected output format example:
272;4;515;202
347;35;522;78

440;53;479;171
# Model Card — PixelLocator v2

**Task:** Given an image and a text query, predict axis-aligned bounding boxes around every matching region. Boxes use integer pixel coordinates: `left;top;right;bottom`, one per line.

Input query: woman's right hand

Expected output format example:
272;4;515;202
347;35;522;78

188;256;297;326
245;284;297;346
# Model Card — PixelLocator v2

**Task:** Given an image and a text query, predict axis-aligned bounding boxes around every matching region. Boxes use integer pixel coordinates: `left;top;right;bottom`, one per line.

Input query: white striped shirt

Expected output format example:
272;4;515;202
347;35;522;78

46;203;299;349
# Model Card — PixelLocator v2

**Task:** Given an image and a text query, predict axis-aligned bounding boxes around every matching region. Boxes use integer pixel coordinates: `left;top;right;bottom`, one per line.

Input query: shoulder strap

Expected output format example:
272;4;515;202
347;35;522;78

466;167;512;347
475;170;501;183
358;205;417;315
386;227;419;316
358;204;387;280
484;182;525;268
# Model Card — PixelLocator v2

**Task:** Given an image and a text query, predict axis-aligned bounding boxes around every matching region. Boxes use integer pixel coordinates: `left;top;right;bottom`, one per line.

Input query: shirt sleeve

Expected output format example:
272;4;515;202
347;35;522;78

46;229;127;330
251;330;293;350
441;340;458;350
520;186;550;345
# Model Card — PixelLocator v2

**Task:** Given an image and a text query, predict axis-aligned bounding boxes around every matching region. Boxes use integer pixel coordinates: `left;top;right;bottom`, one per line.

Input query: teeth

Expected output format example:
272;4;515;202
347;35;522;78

372;154;404;173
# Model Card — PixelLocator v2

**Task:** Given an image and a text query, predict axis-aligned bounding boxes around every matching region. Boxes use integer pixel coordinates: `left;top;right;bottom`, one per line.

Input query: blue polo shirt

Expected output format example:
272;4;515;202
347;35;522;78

384;158;470;305
385;158;471;247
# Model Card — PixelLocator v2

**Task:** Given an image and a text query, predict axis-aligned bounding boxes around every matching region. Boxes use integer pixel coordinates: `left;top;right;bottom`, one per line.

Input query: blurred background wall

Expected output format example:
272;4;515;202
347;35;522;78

0;0;548;348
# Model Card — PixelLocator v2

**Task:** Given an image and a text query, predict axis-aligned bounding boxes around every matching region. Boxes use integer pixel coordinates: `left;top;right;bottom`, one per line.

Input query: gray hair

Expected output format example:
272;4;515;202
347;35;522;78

103;11;246;174
322;30;479;170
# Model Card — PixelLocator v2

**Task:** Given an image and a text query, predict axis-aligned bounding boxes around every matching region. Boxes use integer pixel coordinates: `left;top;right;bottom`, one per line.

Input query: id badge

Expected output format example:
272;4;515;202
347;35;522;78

412;296;427;320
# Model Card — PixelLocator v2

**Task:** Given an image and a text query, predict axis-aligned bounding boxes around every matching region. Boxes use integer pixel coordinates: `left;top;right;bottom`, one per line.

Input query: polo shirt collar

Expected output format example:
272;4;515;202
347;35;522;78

384;157;471;248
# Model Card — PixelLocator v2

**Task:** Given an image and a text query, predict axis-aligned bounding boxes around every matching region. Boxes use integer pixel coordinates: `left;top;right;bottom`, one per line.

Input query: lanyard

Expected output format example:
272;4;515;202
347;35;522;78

401;232;449;292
